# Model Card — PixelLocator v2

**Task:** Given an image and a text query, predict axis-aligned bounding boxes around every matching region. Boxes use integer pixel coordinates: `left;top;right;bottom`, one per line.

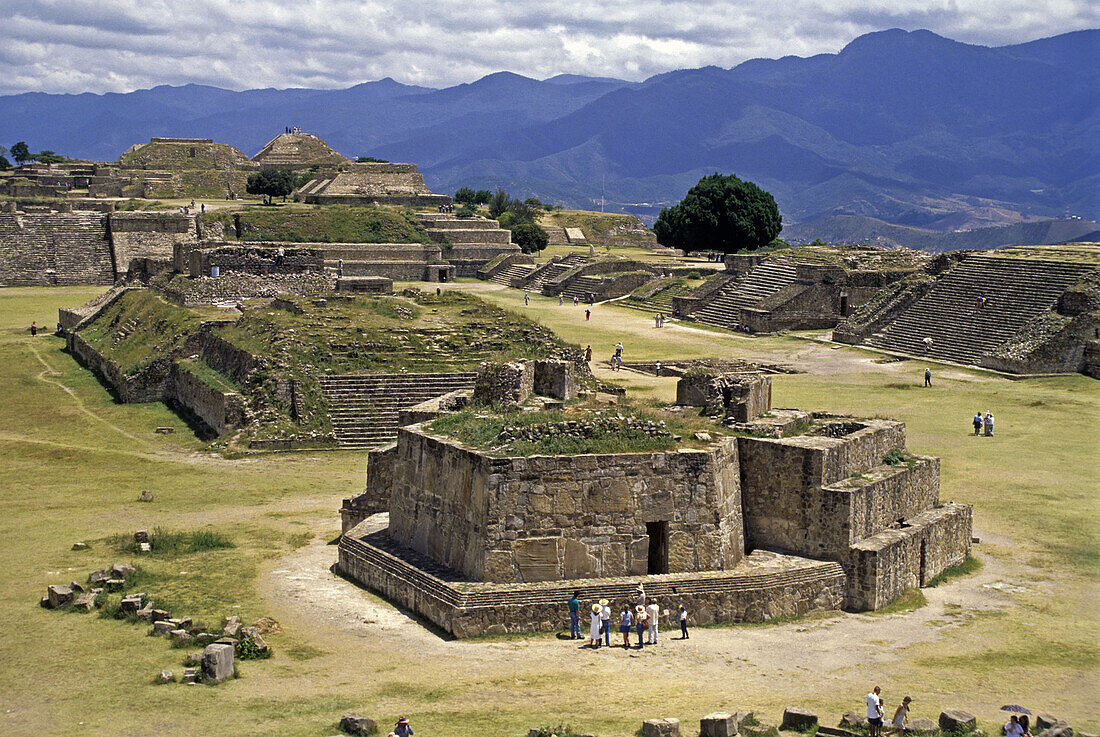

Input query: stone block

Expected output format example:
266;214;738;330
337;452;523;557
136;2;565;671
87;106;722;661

88;569;110;584
134;530;150;543
201;643;234;683
168;617;193;629
71;592;98;612
153;621;175;635
742;725;780;737
339;712;377;736
136;604;154;621
104;578;126;592
120;593;146;614
71;542;90;551
1037;728;1074;737
182;667;199;684
111;563;136;579
151;609;171;622
642;718;681;737
1036;716;1067;732
240;626;270;655
68;581;85;594
702;712;746;737
908;719;938;734
222;615;242;638
170;629;192;646
939;711;977;733
184;651;203;666
781;708;818;732
139;490;154;502
46;584;73;609
155;669;174;684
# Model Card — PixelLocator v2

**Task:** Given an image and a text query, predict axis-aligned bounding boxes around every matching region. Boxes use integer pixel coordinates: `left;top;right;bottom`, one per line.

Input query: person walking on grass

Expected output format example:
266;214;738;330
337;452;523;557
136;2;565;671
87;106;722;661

679;604;689;639
30;321;37;337
585;308;591;321
924;368;932;387
973;411;982;436
584;345;592;363
984;411;995;437
887;696;911;734
524;293;529;306
867;687;884;737
619;605;633;648
568;591;581;640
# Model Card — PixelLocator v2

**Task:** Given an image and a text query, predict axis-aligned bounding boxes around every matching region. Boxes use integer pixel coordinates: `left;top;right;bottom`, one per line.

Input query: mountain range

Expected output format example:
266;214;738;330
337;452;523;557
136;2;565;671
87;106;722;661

1;28;1097;240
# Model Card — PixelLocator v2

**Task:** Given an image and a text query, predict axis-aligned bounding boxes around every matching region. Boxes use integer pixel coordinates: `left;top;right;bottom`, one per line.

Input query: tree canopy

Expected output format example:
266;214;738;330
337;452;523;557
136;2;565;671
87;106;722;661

246;169;297;204
9;142;30;165
653;173;782;254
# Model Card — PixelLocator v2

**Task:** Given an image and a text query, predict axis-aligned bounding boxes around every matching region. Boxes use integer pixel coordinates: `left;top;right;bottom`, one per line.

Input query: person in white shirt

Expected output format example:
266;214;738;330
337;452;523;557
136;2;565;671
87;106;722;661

867;686;884;737
646;601;660;643
599;600;611;648
1005;716;1023;737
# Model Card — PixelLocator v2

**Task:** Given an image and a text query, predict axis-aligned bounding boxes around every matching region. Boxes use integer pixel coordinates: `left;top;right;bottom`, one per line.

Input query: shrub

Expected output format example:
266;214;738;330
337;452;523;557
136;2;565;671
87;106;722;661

112;527;233;556
456;202;478;218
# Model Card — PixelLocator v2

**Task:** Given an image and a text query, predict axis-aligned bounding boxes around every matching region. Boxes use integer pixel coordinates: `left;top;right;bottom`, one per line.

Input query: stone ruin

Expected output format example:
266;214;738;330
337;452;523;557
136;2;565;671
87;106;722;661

337;373;972;636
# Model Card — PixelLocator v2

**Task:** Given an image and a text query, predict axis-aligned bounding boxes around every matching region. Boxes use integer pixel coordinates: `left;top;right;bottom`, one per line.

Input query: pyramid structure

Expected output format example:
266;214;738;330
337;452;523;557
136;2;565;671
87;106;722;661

251;133;349;167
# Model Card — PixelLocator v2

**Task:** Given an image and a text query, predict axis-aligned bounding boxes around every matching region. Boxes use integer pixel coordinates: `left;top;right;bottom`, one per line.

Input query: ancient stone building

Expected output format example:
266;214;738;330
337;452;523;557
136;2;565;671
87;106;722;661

337;374;972;636
297;163;450;208
251;132;349;167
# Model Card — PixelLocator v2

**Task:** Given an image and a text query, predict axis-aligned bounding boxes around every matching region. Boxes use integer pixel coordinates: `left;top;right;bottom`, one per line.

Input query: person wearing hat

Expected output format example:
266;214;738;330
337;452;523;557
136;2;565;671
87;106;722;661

589;603;602;647
599;599;611;647
393;717;413;736
635;605;647;648
635;585;646;609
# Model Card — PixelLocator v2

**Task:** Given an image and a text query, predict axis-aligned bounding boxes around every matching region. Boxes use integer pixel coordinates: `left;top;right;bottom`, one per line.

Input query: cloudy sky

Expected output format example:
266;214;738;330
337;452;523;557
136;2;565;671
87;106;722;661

0;0;1096;95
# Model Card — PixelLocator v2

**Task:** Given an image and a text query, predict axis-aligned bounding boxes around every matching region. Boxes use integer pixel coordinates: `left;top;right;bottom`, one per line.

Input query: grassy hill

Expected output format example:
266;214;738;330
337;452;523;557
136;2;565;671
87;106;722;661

200;204;430;243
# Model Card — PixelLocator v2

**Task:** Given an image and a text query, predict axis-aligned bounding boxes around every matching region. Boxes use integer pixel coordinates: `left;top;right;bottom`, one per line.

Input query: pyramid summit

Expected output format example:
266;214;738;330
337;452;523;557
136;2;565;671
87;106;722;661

251;131;349;167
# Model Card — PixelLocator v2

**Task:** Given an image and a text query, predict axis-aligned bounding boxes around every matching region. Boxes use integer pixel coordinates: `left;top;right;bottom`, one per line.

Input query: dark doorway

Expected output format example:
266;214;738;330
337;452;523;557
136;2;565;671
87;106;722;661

919;539;927;585
840;294;850;316
647;521;669;575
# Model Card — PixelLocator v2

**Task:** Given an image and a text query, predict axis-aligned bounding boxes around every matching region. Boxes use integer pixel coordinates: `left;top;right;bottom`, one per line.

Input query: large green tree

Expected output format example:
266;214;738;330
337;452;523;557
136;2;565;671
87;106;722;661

246;169;297;204
9;141;30;165
653;173;782;254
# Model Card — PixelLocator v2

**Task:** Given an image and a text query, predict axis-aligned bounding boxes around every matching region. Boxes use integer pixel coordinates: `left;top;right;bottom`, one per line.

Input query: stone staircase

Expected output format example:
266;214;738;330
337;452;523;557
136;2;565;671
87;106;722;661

416;214;520;277
558;275;606;301
320;372;477;449
523;254;589;291
489;263;535;286
692;259;799;329
618;279;697;314
864;255;1097;366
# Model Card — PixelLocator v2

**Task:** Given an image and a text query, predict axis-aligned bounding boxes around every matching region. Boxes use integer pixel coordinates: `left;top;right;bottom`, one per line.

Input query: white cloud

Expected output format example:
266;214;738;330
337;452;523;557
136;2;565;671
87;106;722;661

0;0;1094;94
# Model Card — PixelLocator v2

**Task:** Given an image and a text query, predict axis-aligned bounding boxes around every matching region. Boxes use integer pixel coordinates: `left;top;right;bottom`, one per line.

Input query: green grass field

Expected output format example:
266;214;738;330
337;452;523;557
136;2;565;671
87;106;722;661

0;285;1096;737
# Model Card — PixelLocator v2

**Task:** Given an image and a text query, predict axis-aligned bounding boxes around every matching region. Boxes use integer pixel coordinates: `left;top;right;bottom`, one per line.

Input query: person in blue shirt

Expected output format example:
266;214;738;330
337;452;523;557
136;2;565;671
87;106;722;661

393;716;413;736
568;591;581;640
619;606;633;648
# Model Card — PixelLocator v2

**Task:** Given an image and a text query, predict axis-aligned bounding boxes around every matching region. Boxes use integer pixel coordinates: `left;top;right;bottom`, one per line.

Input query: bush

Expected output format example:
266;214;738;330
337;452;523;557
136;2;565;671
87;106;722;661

510;222;549;254
236;632;272;660
456;202;478;218
112;527;233;556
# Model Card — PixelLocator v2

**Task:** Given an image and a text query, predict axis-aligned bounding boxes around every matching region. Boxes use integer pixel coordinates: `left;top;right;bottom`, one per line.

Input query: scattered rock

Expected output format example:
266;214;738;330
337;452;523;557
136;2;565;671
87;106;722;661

181;667;199;684
194;632;218;646
201;643;235;684
184;651;203;666
151;609;171;622
154;427;174;434
693;432;713;442
251;616;282;635
169;629;192;646
71;592;98;612
104;578;126;592
742;725;781;737
214;637;239;647
88;569;110;584
155;670;174;684
842;712;868;730
39;595;49;608
939;711;977;733
642;718;681;737
139;542;152;554
153;621;175;635
1037;728;1073;737
136;603;154;621
907;718;939;734
46;584;73;609
111;563;136;579
68;581;85;594
701;712;744;737
781;708;818;732
168;617;192;629
222;615;242;639
1036;716;1068;732
240;626;269;655
71;542;90;551
134;530;150;544
339;712;378;736
120;593;146;614
139;490;154;502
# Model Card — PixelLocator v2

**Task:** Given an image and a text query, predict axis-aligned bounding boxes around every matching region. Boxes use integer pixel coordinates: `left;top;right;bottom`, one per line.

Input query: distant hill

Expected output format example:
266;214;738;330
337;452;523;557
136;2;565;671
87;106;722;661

782;216;1100;252
0;28;1096;235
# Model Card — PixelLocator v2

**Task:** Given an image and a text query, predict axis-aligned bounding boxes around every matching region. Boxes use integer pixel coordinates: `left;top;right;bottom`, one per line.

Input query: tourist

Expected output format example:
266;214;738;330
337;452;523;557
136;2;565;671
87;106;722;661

655;361;661;377
655;313;661;328
600;599;611;647
1005;716;1023;737
977;292;985;310
867;687;884;737
30;321;37;337
924;368;932;387
984;411;995;436
589;603;602;647
584;345;592;363
635;605;647;648
568;591;581;640
887;696;911;734
678;604;689;639
573;295;579;306
559;294;564;306
585;308;591;321
524;293;530;306
635;585;646;609
646;600;659;643
200;203;205;213
923;336;933;353
973;411;983;436
1019;716;1033;737
393;717;413;736
619;606;633;648
614;342;623;358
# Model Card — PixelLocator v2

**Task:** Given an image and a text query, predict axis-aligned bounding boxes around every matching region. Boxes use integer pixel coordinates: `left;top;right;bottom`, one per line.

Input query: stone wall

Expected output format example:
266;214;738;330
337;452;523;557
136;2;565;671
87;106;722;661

387;427;744;584
0;212;114;285
676;374;771;421
188;245;324;277
473;360;534;406
341;443;398;532
847;503;971;610
169;362;246;436
108;212;198;276
532;360;576;400
67;332;174;403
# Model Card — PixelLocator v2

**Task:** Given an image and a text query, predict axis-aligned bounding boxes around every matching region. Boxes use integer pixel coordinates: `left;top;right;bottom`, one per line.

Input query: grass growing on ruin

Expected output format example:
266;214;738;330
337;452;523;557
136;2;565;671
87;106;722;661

201;204;430;243
78;290;211;373
109;527;234;556
924;554;982;587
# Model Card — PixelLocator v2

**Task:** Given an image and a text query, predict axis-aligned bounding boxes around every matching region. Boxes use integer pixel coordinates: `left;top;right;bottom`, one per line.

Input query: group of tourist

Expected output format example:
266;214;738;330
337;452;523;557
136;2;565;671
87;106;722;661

977;293;990;310
972;411;995;436
284;126;301;134
653;313;667;328
1005;715;1036;737
437;204;455;213
866;686;913;736
610;341;624;370
568;586;689;649
558;294;583;306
